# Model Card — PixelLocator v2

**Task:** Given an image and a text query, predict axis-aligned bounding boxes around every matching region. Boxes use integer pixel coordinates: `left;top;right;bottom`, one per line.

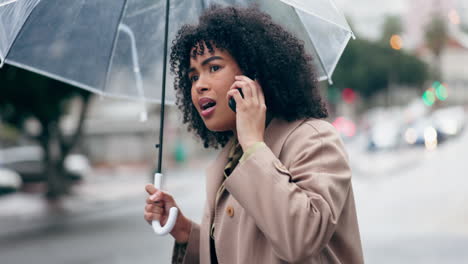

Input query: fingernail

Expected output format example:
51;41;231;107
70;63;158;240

150;193;158;200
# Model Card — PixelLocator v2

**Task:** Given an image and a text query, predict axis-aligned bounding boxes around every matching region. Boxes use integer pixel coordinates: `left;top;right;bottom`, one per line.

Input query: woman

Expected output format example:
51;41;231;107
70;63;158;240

144;5;363;264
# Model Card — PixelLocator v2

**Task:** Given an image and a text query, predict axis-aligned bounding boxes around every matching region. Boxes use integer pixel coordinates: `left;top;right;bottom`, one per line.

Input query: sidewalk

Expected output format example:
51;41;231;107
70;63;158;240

0;156;212;238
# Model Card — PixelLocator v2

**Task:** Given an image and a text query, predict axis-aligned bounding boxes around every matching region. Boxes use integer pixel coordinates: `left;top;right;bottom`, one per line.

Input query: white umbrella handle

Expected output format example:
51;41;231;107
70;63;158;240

152;173;179;235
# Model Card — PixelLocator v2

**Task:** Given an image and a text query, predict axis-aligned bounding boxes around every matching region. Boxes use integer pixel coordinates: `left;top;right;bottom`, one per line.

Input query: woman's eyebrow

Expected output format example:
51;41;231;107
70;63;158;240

188;56;224;73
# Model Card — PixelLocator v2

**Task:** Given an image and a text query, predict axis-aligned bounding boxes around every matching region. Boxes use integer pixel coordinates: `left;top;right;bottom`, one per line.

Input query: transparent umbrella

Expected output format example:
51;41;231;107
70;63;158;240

0;0;354;235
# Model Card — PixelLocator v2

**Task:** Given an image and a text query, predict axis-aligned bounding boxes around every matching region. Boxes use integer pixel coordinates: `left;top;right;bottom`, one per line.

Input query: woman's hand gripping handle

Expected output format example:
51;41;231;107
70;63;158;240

151;173;178;235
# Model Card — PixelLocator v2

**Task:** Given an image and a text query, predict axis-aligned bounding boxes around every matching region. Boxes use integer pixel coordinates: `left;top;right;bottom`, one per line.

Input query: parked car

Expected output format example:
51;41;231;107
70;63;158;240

0;167;22;195
401;106;466;150
431;106;466;138
0;146;90;183
401;117;447;150
363;107;405;151
367;119;403;151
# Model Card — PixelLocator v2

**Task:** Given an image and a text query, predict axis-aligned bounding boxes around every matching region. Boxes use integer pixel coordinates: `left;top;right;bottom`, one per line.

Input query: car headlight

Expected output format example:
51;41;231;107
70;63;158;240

404;128;417;144
424;127;438;150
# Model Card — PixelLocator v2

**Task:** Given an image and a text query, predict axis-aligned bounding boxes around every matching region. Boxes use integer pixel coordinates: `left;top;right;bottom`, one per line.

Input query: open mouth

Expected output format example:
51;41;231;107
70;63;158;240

198;97;217;118
201;101;216;110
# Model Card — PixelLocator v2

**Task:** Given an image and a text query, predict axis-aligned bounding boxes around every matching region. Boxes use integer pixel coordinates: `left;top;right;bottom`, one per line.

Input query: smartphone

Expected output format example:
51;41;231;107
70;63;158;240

229;72;256;112
228;88;244;113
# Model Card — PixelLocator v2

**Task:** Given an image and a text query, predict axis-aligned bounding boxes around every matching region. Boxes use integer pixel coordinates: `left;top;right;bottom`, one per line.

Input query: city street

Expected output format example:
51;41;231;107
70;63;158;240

1;125;467;263
1;0;467;263
348;126;468;263
0;163;208;264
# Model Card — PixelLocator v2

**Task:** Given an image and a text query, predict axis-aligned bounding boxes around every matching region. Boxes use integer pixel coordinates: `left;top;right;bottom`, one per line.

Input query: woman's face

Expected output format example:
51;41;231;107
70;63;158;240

188;44;242;132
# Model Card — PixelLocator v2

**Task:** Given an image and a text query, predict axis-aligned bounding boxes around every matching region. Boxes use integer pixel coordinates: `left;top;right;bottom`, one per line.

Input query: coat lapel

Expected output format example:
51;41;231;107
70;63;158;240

205;138;234;213
204;118;307;213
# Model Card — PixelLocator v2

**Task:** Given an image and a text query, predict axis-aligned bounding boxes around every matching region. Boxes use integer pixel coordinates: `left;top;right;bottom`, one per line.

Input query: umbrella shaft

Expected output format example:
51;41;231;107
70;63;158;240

157;0;171;174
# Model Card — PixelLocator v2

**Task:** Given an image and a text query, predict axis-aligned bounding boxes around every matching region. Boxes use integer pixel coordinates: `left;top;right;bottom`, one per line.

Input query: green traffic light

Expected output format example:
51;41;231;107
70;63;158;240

422;90;436;106
435;83;448;101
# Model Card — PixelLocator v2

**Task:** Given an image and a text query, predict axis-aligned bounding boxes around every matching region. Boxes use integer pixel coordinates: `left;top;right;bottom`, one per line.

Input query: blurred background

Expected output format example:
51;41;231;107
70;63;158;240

1;0;467;263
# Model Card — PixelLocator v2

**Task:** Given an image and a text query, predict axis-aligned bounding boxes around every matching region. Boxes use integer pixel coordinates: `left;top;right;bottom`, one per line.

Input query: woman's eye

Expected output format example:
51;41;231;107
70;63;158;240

190;75;199;82
210;65;220;72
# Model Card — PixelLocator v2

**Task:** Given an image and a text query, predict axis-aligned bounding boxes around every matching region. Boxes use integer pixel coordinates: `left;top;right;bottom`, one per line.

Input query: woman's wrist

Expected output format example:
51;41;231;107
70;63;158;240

242;140;264;152
171;215;192;243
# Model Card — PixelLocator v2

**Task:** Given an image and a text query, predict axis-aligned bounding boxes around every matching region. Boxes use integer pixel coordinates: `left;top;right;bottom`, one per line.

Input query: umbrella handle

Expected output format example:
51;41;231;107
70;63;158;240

152;173;179;236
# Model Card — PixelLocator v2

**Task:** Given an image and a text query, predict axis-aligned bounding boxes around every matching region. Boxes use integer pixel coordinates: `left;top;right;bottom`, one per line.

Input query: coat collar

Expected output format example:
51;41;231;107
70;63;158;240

204;117;307;212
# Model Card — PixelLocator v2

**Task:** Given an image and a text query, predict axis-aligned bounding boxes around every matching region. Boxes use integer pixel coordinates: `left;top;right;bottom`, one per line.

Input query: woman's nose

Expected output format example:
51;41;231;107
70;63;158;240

196;87;209;94
195;79;210;94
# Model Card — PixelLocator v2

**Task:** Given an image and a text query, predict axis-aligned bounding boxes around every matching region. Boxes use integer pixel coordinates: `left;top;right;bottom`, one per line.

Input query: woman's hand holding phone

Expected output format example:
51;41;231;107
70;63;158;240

226;75;267;152
228;88;244;113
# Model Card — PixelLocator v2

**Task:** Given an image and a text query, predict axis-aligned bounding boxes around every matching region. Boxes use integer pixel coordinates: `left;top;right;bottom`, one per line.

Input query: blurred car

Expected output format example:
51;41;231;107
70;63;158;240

362;106;406;151
367;119;403;151
0;146;90;183
431;106;466;138
401;106;466;150
0;167;22;195
402;117;447;150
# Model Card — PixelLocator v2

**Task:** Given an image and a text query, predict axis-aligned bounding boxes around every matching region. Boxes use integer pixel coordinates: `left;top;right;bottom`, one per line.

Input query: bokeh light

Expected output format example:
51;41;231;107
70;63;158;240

332;117;356;137
404;128;417;145
424;126;438;150
390;34;403;50
422;90;436;106
342;88;356;104
448;9;460;25
442;119;459;135
433;81;448;101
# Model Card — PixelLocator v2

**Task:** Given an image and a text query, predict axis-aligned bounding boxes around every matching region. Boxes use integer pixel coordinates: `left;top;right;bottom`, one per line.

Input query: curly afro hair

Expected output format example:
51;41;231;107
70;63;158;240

170;5;328;149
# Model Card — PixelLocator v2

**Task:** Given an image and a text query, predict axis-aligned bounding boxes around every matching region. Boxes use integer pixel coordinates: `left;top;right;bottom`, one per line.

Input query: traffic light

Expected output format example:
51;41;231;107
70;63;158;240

342;88;356;104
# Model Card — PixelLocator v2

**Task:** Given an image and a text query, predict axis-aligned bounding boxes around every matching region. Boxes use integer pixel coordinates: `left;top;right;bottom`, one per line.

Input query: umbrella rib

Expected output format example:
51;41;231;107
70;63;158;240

103;0;129;94
0;0;40;68
5;58;176;105
0;0;18;8
0;24;4;65
280;0;353;34
327;33;353;84
5;59;105;96
126;3;161;18
291;7;331;83
118;23;148;122
328;0;356;39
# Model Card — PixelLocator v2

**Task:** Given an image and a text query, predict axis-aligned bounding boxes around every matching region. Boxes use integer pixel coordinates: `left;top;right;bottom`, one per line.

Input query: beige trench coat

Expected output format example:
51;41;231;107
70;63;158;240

174;118;364;263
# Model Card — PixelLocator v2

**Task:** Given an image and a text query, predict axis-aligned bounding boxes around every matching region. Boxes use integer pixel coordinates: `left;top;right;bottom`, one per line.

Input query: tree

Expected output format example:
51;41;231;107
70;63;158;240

425;14;449;80
331;38;428;101
0;65;92;199
380;15;403;45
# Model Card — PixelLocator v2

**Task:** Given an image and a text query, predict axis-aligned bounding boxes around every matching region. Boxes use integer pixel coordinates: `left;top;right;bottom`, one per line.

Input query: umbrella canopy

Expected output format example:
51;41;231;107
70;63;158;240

0;0;354;105
0;0;354;236
0;0;205;105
